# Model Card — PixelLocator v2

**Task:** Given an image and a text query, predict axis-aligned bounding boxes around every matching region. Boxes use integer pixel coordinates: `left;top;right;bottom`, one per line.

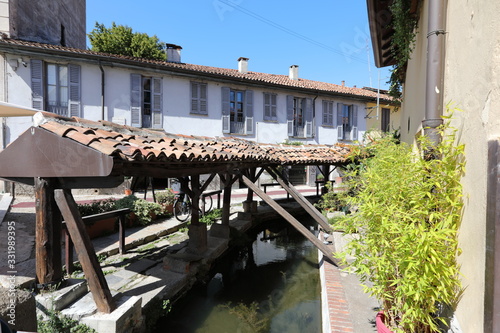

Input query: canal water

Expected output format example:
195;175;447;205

157;219;322;333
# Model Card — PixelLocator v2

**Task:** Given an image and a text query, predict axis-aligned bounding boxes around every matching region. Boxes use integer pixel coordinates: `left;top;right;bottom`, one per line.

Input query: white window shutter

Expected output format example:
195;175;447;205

190;82;198;113
31;59;44;110
130;74;142;127
305;98;313;138
68;64;81;118
337;103;344;140
152;77;163;129
271;94;277;120
287;120;294;137
222;115;230;133
245;117;254;134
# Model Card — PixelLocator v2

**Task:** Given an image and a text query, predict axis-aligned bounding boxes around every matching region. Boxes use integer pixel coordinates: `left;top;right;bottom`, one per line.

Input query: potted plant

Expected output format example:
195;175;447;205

77;198;117;238
331;118;464;332
155;188;175;214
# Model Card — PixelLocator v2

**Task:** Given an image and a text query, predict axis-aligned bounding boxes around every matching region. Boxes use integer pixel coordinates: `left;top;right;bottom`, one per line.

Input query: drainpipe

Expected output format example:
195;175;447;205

99;61;105;121
423;0;447;146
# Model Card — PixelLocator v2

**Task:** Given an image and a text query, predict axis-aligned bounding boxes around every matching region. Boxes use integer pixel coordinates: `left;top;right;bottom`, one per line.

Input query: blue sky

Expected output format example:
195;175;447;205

86;0;392;90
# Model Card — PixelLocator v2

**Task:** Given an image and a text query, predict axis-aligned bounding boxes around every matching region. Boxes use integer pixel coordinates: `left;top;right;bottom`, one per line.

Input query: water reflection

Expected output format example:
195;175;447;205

159;220;321;333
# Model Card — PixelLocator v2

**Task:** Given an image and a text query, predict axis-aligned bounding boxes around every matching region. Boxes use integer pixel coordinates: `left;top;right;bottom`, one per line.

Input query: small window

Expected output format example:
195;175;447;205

381;108;390;132
322;100;334;126
263;92;277;121
191;82;208;114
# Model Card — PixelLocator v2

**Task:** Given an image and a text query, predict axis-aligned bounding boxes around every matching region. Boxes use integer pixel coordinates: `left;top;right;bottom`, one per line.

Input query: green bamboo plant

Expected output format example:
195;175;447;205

333;113;464;332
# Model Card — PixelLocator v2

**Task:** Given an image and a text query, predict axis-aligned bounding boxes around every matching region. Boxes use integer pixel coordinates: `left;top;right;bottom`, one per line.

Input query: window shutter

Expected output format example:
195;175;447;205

152;77;163;129
191;82;198;113
263;93;271;121
68;64;81;117
199;83;207;114
130;74;142;127
337;103;344;140
31;59;44;110
351;105;358;141
245;90;254;134
271;93;277;120
221;87;230;133
322;100;328;125
287;95;294;136
305;97;313;138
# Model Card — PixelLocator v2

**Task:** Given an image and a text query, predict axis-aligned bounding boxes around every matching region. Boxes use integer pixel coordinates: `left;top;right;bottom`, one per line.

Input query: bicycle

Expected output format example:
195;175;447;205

173;192;213;222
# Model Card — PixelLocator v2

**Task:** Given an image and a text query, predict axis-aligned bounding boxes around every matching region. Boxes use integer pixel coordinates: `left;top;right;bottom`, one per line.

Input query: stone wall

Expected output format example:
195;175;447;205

9;0;86;49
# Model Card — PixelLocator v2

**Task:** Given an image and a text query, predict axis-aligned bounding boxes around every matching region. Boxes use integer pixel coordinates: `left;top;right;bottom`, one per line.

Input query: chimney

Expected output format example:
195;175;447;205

166;43;182;63
341;80;345;87
289;65;299;80
238;57;249;74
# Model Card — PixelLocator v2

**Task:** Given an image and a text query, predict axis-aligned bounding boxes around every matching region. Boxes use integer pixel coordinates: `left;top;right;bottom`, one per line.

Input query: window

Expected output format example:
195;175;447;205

381;107;390;132
221;87;254;135
322;100;334;126
336;103;358;141
263;92;277;121
191;82;207;114
31;59;81;117
287;95;313;138
130;74;162;128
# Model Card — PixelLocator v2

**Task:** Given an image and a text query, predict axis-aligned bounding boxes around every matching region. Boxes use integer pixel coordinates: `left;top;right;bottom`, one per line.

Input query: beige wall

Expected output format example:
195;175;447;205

401;0;500;331
365;101;400;135
444;1;500;332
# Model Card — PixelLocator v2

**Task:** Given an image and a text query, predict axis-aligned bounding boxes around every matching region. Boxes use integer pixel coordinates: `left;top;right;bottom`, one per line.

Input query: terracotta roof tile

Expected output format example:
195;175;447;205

37;113;350;166
0;38;392;102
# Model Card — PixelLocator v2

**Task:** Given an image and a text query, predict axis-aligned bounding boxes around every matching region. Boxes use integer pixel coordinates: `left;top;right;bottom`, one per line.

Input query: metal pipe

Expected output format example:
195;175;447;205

99;61;105;121
423;0;447;146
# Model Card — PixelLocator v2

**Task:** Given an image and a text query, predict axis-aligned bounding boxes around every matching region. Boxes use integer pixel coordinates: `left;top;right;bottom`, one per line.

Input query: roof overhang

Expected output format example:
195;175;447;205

367;0;420;68
0;101;38;117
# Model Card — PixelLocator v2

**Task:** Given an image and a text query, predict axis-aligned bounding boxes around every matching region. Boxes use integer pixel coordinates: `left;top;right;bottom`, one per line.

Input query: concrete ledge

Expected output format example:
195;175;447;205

36;279;87;311
81;296;142;333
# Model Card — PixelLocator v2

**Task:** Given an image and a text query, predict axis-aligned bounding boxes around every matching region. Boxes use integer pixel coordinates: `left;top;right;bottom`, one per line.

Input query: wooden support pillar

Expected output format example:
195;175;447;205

54;189;115;313
241;175;339;266
267;166;332;233
35;177;62;286
187;175;207;253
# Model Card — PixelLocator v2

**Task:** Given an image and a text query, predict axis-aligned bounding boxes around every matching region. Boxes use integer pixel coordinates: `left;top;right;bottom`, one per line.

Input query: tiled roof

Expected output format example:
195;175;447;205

35;112;349;166
0;37;392;102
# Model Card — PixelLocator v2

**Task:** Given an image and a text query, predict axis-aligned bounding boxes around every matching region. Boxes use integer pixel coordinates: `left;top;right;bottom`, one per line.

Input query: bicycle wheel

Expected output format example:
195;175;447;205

174;199;191;222
201;195;213;214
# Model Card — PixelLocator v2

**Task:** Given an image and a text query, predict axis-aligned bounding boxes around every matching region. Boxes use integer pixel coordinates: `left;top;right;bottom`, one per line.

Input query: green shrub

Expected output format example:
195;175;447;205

156;188;175;205
336;113;464;332
133;199;162;225
38;309;96;333
199;208;222;225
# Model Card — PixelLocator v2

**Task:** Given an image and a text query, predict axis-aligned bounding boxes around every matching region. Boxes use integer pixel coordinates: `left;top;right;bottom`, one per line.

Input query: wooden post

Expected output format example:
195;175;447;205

267;166;332;232
241;175;339;266
119;215;126;254
54;189;115;313
187;175;207;253
65;229;74;275
221;173;232;226
35;177;62;285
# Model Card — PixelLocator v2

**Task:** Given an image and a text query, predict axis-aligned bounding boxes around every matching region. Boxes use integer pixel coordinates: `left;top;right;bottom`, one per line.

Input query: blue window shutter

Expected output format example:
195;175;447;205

152;77;163;129
130;74;142;127
263;93;271;121
351;105;358;141
322;100;328;125
271;94;277;120
221;87;230;133
305;98;313;137
287;95;294;136
337;103;344;140
31;59;44;110
68;64;81;117
245;90;254;134
191;82;198;114
200;83;207;114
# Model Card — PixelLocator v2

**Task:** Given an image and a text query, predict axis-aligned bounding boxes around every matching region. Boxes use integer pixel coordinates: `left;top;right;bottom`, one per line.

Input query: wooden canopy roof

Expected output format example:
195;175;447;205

0;112;350;188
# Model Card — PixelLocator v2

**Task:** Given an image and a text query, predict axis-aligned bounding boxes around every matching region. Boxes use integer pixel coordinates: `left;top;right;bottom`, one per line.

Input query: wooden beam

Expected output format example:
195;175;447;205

267;166;332;232
35;178;62;285
54;189;115;313
241;175;339;266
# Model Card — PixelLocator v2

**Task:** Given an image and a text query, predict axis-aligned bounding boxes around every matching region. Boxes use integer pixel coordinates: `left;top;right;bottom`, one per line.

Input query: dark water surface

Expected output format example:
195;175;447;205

156;219;322;333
